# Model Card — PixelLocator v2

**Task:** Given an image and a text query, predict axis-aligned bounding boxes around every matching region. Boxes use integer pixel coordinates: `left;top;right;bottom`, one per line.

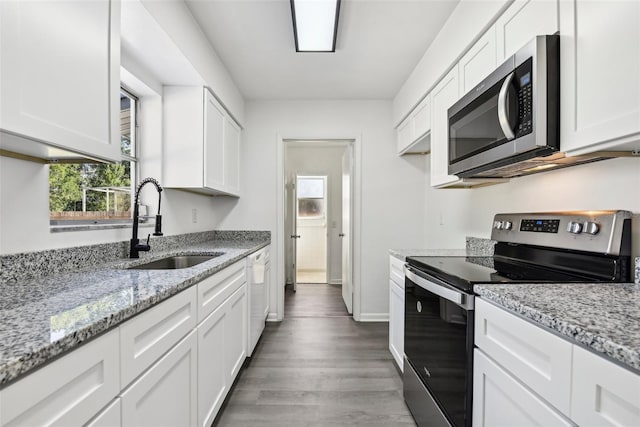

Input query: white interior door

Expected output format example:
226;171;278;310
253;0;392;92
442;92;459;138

341;148;352;313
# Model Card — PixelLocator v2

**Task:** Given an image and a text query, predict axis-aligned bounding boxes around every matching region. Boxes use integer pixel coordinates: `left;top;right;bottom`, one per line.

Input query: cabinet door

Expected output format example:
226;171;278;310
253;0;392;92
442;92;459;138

459;27;497;96
223;116;241;195
0;330;120;427
197;304;227;427
430;65;461;187
120;287;197;387
226;285;247;384
473;349;575;427
388;279;404;372
86;399;121;427
496;0;559;62
475;298;572;414
204;89;225;191
559;0;640;154
121;331;197;427
396;117;413;154
571;346;640;427
412;95;431;142
0;0;121;162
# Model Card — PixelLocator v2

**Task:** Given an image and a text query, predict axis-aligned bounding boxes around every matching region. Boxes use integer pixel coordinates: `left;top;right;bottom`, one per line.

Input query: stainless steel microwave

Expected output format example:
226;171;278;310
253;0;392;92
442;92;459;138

448;35;560;178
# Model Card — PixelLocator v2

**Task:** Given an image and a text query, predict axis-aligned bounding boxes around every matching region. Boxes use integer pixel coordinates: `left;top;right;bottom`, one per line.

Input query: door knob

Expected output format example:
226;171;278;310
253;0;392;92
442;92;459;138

290;235;300;239
339;233;345;237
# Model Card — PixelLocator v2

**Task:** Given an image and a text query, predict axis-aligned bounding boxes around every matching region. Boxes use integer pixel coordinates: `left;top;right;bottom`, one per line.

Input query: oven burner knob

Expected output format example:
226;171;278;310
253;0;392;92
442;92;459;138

503;220;513;230
567;221;583;234
584;221;600;235
494;220;503;230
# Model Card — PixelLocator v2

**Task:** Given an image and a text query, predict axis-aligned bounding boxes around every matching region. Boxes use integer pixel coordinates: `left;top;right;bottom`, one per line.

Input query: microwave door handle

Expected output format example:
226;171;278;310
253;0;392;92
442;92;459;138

498;72;516;140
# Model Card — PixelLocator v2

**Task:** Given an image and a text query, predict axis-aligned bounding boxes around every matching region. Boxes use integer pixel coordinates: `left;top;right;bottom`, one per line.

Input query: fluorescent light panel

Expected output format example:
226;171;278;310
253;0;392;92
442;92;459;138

291;0;340;52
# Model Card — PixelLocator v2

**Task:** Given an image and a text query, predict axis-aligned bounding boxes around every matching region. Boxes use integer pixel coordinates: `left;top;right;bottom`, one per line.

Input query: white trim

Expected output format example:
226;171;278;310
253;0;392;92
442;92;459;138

359;313;389;322
276;135;362;322
329;279;342;285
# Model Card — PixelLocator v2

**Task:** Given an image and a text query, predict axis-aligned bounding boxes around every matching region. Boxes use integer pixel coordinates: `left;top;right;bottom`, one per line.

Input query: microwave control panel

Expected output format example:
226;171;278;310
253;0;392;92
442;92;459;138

515;58;533;138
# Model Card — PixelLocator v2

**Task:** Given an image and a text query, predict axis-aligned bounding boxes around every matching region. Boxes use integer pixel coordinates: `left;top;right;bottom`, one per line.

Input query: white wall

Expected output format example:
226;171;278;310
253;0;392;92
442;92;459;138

215;100;428;319
139;0;245;124
285;146;345;284
419;157;640;259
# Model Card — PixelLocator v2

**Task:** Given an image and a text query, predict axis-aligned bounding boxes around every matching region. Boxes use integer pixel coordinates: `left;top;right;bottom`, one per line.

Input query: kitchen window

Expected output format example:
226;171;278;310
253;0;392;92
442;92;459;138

49;88;138;228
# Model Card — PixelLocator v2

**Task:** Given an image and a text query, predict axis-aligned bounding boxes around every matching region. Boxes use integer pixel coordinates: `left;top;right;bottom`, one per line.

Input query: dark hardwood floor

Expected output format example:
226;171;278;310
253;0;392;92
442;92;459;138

214;283;416;426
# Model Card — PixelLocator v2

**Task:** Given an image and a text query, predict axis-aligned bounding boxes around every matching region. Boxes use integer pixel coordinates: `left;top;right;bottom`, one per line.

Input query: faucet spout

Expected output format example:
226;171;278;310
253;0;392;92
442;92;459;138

130;178;163;258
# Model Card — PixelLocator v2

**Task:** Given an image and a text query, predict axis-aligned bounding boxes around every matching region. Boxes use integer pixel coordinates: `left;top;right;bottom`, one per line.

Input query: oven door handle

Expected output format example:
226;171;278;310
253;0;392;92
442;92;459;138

404;265;474;310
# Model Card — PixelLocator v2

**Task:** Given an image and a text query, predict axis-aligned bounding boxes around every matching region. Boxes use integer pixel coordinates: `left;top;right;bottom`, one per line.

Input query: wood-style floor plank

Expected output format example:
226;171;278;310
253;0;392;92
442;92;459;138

214;283;416;426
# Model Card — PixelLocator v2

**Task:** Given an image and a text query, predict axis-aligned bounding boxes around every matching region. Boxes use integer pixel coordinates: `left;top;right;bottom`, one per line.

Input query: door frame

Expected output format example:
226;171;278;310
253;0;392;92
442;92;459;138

275;136;362;321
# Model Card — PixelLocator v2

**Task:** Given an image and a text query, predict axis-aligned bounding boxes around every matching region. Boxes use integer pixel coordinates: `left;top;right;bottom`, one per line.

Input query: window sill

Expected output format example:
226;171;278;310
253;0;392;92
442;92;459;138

50;223;154;233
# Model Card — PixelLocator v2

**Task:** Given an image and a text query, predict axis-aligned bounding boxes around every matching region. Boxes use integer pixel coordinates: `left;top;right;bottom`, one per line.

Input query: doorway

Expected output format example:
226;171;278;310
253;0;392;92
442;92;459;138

280;139;358;320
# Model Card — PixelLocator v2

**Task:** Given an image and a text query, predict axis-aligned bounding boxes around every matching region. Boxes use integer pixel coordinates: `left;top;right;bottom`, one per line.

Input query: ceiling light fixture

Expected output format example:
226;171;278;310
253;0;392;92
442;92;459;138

290;0;341;52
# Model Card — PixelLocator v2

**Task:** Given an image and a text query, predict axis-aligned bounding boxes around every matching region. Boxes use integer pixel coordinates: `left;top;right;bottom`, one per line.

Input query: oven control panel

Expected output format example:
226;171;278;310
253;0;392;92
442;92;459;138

519;219;560;233
490;211;632;256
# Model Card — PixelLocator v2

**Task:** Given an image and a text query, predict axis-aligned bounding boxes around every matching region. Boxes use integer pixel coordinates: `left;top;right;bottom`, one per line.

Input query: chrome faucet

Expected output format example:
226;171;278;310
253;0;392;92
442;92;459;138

130;177;163;258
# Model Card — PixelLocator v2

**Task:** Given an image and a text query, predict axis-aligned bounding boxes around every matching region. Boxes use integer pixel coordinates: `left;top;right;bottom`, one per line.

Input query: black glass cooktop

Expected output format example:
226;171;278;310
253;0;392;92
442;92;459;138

406;255;608;293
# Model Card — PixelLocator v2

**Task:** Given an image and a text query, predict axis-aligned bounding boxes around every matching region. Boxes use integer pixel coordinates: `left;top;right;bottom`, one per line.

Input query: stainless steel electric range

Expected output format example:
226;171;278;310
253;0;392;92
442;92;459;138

403;210;632;427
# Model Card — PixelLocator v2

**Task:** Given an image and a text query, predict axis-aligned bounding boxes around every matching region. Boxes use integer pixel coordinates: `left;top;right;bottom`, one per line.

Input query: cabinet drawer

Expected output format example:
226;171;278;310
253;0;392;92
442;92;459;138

475;299;572;414
120;287;197;387
473;349;574;427
389;256;405;288
121;331;197;427
197;259;246;322
0;329;120;427
86;398;121;427
571;346;640;427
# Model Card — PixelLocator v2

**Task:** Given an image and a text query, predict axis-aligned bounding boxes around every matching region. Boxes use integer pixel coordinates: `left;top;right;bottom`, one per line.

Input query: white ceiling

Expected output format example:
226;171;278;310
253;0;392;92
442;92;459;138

185;0;460;100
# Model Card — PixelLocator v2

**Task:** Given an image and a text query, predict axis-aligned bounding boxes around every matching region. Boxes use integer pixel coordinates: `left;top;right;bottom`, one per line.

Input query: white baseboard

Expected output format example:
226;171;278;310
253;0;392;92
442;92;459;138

329;279;342;285
358;313;389;322
266;313;280;322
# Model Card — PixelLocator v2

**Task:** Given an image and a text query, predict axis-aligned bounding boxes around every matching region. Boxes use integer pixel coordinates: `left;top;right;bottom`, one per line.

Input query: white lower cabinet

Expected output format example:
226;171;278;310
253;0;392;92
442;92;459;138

474;298;572;413
0;259;257;427
197;284;247;427
474;298;640;427
226;285;248;382
571;346;640;427
197;304;227;427
121;331;197;427
388;256;405;372
0;329;120;427
86;399;122;427
473;349;574;427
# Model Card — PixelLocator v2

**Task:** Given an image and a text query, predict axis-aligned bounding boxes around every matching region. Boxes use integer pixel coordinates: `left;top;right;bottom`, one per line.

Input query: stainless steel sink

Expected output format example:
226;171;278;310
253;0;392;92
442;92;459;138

129;254;222;270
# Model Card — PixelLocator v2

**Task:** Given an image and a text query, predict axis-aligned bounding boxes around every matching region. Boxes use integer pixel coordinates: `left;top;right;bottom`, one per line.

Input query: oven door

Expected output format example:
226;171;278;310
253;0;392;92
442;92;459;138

404;265;474;427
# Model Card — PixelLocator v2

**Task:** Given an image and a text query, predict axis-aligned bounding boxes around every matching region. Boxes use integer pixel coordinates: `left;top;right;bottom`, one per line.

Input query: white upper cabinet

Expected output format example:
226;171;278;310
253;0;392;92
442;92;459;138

459;27;498;96
430;65;462;187
396;95;432;155
496;0;559;62
0;0;121;163
164;87;241;196
559;0;640;155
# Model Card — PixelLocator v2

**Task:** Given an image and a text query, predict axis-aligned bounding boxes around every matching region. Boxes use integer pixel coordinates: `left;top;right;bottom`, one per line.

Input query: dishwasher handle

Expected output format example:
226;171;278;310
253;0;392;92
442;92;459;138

404;265;474;311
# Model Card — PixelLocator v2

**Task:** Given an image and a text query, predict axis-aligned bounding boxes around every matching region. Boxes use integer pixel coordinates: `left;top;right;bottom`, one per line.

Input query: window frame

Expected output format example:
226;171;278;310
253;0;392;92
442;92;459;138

48;86;140;230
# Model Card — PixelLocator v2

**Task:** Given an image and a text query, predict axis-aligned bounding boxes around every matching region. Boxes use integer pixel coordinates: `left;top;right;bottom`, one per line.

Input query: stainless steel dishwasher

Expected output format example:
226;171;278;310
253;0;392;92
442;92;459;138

247;247;269;356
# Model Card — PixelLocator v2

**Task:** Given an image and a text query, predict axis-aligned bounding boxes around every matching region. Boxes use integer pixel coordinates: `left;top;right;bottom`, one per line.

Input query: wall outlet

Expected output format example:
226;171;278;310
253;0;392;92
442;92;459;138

192;208;198;223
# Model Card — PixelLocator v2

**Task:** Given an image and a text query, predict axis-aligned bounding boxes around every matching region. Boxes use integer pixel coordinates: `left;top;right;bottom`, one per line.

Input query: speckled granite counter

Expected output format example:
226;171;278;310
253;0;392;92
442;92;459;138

475;283;640;374
0;233;269;387
389;237;496;261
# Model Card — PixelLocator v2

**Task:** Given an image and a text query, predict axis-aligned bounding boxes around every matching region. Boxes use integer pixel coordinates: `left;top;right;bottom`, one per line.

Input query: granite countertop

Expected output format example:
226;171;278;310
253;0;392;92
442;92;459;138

0;237;269;387
475;282;640;374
